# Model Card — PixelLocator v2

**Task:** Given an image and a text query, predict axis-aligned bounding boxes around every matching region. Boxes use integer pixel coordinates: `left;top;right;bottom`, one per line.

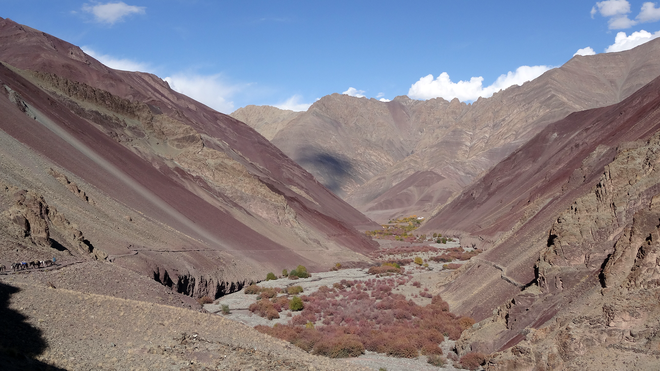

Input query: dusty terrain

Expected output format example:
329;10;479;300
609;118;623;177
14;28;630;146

0;269;374;371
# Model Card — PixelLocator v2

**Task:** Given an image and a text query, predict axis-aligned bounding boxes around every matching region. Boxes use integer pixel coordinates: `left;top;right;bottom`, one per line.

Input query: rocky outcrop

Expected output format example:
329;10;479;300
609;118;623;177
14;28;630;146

1;185;104;259
49;168;94;204
448;101;660;369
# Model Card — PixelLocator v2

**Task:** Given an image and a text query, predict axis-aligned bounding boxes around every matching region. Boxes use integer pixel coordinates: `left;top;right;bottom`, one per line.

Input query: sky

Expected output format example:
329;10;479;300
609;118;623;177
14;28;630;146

2;1;660;114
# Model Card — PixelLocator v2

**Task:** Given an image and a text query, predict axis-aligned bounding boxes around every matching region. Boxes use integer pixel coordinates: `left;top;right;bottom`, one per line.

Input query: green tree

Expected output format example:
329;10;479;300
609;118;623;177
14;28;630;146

266;272;277;281
289;296;304;311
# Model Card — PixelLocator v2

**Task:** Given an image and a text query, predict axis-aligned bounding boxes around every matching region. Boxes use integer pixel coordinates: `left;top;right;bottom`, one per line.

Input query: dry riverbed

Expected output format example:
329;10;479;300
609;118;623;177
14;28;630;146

205;240;475;371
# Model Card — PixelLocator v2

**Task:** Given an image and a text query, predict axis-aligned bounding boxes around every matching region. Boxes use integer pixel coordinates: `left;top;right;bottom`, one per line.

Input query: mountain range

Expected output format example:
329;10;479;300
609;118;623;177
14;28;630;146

3;15;660;370
233;39;660;223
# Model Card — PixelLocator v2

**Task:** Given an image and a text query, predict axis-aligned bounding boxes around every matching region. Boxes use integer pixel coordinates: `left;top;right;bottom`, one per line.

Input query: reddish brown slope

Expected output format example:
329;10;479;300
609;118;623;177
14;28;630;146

0;18;378;298
419;74;660;354
236;39;660;222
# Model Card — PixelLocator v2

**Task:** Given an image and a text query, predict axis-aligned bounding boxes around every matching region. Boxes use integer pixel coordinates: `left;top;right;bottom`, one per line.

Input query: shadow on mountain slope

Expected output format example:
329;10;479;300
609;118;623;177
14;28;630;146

296;147;354;196
0;282;64;371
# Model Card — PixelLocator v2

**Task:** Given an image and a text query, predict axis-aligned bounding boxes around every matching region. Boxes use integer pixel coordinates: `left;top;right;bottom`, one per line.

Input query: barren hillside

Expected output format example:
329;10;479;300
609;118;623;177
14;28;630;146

0;17;379;301
234;39;660;222
417;73;660;369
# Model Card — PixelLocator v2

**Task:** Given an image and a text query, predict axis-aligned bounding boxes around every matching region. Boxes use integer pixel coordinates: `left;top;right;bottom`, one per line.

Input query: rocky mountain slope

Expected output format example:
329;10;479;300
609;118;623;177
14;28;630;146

417;72;660;368
0;17;379;300
233;40;660;222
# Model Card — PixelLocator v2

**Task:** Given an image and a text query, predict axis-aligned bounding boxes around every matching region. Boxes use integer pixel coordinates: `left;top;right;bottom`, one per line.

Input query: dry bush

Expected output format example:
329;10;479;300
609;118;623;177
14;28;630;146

367;265;401;275
421;342;443;356
272;296;290;310
254;280;470;360
458;316;476;330
249;299;280;319
196;295;213;305
313;334;364;358
244;284;262;294
460;352;486;370
287;285;304;295
445;263;462;270
427;354;446;367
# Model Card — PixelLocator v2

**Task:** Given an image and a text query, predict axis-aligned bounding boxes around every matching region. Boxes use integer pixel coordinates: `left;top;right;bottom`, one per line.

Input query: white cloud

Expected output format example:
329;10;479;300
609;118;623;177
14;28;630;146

574;46;597;56
590;0;638;29
164;73;241;114
408;65;552;102
376;92;390;102
82;1;146;25
342;87;366;98
592;0;631;17
273;95;312;111
82;46;150;71
605;29;660;52
609;15;638;29
638;2;660;23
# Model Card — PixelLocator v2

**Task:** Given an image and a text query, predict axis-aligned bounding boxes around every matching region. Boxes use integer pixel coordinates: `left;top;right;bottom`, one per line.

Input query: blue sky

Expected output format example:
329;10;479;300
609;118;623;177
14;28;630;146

2;1;660;113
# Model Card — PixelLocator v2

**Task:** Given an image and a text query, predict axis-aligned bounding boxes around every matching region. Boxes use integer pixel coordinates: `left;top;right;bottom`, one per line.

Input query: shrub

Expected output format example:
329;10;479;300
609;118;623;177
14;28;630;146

427;354;446;367
260;288;278;299
221;304;231;315
368;265;401;275
460;352;486;370
197;296;213;305
249;299;280;319
313;334;364;358
386;340;418;358
414;256;424;265
287;285;304;295
266;272;277;281
290;296;304;311
288;265;310;278
421;342;443;356
282;269;288;277
458;316;476;330
244;284;262;294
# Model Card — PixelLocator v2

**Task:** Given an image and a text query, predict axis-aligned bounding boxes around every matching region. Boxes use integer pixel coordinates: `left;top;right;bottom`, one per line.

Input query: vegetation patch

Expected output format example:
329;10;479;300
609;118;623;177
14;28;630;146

255;277;474;359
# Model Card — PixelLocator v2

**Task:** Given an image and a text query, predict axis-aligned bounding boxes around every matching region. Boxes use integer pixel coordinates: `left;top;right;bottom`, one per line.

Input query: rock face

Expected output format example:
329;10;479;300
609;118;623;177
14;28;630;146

234;40;660;222
417;72;660;368
0;17;378;299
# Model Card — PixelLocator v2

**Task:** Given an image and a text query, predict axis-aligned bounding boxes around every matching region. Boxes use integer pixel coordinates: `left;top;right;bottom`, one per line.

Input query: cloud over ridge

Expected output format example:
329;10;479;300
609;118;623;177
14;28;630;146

408;65;552;102
82;1;146;25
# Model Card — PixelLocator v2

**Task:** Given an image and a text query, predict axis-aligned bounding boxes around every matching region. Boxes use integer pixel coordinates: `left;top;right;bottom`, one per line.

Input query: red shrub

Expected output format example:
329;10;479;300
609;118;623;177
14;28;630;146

421;342;443;355
386;340;418;358
313;334;364;358
459;316;476;330
460;352;486;370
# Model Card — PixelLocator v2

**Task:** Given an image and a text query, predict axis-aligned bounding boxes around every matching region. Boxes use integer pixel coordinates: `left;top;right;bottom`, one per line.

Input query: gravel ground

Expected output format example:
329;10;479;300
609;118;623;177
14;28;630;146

0;273;375;371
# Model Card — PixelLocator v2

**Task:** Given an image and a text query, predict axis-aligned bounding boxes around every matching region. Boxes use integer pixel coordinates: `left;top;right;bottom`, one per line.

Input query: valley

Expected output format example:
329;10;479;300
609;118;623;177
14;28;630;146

1;13;660;371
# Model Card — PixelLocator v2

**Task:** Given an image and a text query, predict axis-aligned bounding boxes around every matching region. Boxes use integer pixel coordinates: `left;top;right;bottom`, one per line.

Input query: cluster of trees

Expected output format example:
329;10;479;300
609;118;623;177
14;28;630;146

265;264;310;282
